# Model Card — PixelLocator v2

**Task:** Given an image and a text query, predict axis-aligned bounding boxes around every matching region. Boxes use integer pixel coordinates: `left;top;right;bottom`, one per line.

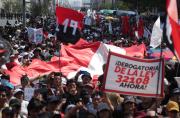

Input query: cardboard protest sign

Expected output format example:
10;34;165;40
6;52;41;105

103;51;164;97
35;28;43;44
24;87;35;101
28;28;43;44
27;28;35;43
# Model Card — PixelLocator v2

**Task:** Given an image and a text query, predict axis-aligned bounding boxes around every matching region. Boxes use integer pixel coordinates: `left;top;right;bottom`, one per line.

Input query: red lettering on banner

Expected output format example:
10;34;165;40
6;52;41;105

114;66;127;74
139;70;145;77
115;75;150;85
145;71;150;77
127;69;131;75
127;69;136;76
122;76;129;82
142;76;150;85
129;77;135;83
136;78;143;85
116;75;123;83
114;66;121;72
121;67;126;74
114;66;155;85
131;69;138;76
151;71;156;78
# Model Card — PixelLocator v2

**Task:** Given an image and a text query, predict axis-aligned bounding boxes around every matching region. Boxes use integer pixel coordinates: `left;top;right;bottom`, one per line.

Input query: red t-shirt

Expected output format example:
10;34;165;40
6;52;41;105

6;62;18;70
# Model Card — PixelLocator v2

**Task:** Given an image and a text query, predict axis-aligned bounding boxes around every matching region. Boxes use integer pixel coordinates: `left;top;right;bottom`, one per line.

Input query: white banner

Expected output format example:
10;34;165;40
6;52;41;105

103;51;164;97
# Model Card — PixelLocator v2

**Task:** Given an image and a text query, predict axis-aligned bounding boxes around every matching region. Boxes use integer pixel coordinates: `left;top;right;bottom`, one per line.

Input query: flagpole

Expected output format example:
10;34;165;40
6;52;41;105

59;42;61;75
155;19;163;116
175;61;180;76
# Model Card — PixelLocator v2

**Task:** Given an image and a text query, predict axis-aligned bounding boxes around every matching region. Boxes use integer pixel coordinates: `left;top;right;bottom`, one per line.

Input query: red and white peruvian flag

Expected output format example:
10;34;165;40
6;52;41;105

56;39;126;79
6;39;126;86
166;0;180;60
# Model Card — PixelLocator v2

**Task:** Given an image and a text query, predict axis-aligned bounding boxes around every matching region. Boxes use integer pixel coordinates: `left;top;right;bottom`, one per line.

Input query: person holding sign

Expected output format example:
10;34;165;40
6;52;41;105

116;96;139;118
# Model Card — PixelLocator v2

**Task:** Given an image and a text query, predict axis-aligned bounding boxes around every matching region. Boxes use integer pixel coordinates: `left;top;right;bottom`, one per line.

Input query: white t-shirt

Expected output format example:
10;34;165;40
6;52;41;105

85;17;92;26
21;100;29;117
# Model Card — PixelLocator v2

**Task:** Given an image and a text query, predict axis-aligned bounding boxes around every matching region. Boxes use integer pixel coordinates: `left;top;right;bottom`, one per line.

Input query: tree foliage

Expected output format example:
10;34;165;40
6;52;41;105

121;0;166;12
98;1;130;10
30;0;52;17
98;0;166;12
2;0;22;13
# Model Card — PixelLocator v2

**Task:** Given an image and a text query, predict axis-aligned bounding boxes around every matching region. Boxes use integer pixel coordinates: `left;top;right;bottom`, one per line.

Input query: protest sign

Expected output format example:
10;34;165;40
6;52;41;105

24;87;35;101
28;28;43;44
35;28;43;44
27;28;35;43
103;51;164;97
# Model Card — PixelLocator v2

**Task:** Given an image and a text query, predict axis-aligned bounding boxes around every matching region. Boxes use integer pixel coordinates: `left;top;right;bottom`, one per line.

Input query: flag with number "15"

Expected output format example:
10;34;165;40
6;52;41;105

56;7;84;44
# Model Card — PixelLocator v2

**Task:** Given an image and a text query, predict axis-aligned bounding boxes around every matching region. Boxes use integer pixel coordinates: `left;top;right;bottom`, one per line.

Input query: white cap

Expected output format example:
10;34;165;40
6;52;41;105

14;89;24;95
20;52;29;57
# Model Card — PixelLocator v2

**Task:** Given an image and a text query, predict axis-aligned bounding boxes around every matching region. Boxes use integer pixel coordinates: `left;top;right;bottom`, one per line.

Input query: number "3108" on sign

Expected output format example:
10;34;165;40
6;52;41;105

62;18;78;35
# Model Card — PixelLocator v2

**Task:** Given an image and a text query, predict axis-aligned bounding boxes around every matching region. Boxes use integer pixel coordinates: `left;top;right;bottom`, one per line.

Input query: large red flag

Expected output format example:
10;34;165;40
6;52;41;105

166;0;180;60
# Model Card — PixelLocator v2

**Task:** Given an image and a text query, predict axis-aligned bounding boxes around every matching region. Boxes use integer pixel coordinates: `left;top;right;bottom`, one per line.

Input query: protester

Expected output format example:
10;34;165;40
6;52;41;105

166;101;180;118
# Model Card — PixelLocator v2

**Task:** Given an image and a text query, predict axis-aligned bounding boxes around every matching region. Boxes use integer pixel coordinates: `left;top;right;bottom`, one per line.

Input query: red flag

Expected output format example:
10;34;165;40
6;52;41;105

124;43;146;58
56;7;84;30
166;0;180;60
122;16;130;35
137;18;144;38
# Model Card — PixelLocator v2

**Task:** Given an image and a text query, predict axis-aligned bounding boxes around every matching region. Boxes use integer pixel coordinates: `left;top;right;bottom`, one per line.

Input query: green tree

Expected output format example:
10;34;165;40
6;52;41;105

12;1;23;13
2;0;22;13
121;0;166;12
2;0;14;12
114;1;131;10
98;1;130;10
30;0;52;17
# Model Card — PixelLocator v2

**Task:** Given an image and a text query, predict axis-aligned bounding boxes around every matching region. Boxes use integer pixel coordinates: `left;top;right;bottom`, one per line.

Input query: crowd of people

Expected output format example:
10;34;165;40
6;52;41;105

0;8;179;118
0;10;24;20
